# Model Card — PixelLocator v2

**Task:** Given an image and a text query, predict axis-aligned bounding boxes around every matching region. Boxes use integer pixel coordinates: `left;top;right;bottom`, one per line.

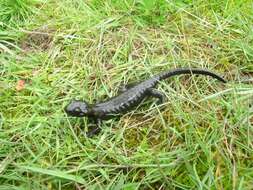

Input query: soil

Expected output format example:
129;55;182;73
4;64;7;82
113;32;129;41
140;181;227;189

20;27;55;52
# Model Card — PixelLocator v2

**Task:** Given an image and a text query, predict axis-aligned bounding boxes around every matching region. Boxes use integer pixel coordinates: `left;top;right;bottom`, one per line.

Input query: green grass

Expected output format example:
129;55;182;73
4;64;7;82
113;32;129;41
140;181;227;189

0;0;253;189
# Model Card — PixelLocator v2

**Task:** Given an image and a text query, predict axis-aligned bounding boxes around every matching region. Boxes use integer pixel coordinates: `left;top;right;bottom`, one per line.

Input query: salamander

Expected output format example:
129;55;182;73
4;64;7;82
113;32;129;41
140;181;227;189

65;68;226;136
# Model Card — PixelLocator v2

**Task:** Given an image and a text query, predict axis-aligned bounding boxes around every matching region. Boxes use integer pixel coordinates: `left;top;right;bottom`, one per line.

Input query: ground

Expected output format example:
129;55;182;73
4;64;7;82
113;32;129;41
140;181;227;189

0;0;253;189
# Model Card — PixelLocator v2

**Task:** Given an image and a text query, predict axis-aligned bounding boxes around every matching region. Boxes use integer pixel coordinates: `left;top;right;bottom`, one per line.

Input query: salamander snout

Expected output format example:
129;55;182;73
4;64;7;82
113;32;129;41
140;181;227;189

65;100;91;117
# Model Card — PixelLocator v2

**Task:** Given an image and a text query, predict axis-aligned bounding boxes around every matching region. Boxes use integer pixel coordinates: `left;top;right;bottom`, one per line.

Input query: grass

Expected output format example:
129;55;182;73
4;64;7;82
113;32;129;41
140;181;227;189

0;0;253;189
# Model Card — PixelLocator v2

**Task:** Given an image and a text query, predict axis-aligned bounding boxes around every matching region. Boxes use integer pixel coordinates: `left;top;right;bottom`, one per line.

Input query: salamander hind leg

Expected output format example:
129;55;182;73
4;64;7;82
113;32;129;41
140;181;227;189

147;88;167;105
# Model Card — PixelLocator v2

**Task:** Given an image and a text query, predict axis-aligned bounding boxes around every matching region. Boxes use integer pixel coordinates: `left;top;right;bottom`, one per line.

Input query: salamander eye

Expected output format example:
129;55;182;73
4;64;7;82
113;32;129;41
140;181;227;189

74;107;81;112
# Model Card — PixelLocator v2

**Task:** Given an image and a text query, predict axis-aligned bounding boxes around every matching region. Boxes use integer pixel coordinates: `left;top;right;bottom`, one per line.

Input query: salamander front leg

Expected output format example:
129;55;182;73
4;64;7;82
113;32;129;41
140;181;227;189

86;118;102;137
147;88;167;104
118;82;136;93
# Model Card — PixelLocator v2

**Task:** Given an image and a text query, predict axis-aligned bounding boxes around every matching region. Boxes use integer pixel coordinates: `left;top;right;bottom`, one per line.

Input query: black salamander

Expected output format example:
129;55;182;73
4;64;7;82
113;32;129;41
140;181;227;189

65;68;226;136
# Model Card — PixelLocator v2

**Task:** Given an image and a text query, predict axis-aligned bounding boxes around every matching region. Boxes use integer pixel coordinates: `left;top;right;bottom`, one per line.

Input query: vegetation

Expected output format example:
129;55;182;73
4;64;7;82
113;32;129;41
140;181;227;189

0;0;252;189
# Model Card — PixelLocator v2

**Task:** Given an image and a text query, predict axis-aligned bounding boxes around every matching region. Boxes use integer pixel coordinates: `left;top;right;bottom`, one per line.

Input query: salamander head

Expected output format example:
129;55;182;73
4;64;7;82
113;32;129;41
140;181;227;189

65;100;92;117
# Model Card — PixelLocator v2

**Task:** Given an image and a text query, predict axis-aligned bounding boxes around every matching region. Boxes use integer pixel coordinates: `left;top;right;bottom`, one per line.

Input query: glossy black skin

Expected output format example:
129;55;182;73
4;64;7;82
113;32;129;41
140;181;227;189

65;68;226;136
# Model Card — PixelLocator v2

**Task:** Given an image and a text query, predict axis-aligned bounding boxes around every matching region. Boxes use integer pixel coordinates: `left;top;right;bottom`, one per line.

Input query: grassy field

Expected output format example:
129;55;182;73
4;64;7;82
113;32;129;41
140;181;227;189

0;0;253;189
